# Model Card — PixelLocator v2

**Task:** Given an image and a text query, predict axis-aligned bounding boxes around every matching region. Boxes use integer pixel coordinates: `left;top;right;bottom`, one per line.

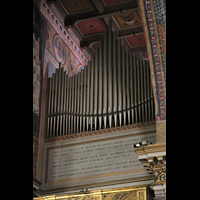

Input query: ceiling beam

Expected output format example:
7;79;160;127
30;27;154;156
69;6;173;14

80;25;143;48
63;3;138;28
91;0;105;14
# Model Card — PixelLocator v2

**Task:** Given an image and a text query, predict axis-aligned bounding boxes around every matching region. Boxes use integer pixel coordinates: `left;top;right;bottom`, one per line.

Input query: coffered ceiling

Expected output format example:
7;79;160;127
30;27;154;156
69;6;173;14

47;0;148;59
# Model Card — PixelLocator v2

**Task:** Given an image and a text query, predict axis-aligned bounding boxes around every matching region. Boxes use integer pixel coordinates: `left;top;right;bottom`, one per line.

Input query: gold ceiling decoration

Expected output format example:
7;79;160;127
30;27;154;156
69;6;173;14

113;9;141;29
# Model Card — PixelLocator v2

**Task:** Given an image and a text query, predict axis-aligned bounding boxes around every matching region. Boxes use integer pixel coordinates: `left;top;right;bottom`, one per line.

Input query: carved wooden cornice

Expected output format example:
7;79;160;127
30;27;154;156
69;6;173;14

134;143;166;200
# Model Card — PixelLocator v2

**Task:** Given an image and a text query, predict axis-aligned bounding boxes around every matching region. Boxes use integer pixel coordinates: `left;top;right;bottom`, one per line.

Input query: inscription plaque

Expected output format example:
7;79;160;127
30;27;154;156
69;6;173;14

46;133;156;183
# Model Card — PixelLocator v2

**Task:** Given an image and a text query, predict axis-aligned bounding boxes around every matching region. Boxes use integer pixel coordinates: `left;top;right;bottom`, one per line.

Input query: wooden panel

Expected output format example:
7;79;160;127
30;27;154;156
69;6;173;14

60;0;94;14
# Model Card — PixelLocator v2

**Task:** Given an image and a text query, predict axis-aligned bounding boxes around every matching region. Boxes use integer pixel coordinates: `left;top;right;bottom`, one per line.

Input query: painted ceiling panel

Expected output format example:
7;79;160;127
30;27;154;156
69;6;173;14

77;18;105;36
126;34;146;47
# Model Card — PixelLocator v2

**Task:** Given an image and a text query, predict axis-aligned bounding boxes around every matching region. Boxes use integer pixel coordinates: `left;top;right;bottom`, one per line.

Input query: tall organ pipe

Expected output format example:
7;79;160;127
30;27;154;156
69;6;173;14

83;65;87;132
133;55;138;124
79;69;83;132
68;72;72;134
71;76;75;134
140;59;144;123
143;60;147;122
98;39;103;130
86;61;91;131
117;39;122;127
76;72;80;133
56;63;62;135
62;69;66;134
60;64;64;135
103;28;108;129
53;68;58;136
65;73;69;135
90;55;94;131
74;74;77;133
122;45;126;126
126;50;130;125
137;57;141;123
147;61;151;121
113;31;117;127
108;20;112;128
94;48;99;131
130;53;134;124
46;24;156;138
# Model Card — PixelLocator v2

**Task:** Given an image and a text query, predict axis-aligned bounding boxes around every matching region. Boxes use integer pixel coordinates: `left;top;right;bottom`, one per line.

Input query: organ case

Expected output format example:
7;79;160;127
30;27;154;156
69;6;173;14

46;20;155;138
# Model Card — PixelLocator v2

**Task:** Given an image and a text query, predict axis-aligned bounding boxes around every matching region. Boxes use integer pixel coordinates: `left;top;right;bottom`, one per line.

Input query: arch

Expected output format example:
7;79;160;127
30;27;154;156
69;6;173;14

78;64;84;72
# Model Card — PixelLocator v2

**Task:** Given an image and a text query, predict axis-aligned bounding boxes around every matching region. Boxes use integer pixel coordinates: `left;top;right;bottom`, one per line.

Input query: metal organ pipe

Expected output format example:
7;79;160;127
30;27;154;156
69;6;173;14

82;65;86;132
143;60;147;122
130;53;134;124
62;69;66;135
86;61;90;131
46;20;155;138
98;39;103;130
108;19;112;128
122;44;126;126
90;55;94;131
126;49;130;125
113;31;117;127
65;72;69;134
117;39;122;127
140;59;144;123
103;28;108;129
74;74;77;133
94;48;99;131
76;72;80;133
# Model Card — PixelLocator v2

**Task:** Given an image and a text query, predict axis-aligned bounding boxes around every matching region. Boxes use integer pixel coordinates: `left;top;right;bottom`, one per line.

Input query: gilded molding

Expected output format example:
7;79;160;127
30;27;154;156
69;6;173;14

34;186;154;200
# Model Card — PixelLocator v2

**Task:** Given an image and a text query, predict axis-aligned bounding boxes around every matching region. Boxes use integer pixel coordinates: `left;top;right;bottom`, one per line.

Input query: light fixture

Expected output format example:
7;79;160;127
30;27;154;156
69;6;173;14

133;141;148;148
133;142;142;148
80;188;88;193
141;140;147;146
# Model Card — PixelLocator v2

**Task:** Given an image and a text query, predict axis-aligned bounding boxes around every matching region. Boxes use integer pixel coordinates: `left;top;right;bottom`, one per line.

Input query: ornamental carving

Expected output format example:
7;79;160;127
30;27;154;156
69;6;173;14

155;170;166;182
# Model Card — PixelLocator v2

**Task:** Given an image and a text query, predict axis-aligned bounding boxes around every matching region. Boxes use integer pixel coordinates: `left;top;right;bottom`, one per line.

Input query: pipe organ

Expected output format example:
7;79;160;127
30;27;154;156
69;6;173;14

47;20;155;138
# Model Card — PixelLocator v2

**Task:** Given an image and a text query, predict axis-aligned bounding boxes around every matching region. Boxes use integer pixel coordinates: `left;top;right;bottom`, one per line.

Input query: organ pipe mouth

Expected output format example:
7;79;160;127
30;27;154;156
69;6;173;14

46;20;155;138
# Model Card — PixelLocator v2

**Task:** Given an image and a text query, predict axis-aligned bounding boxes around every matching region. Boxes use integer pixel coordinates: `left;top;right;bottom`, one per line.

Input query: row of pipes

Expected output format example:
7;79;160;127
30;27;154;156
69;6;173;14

47;20;155;138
